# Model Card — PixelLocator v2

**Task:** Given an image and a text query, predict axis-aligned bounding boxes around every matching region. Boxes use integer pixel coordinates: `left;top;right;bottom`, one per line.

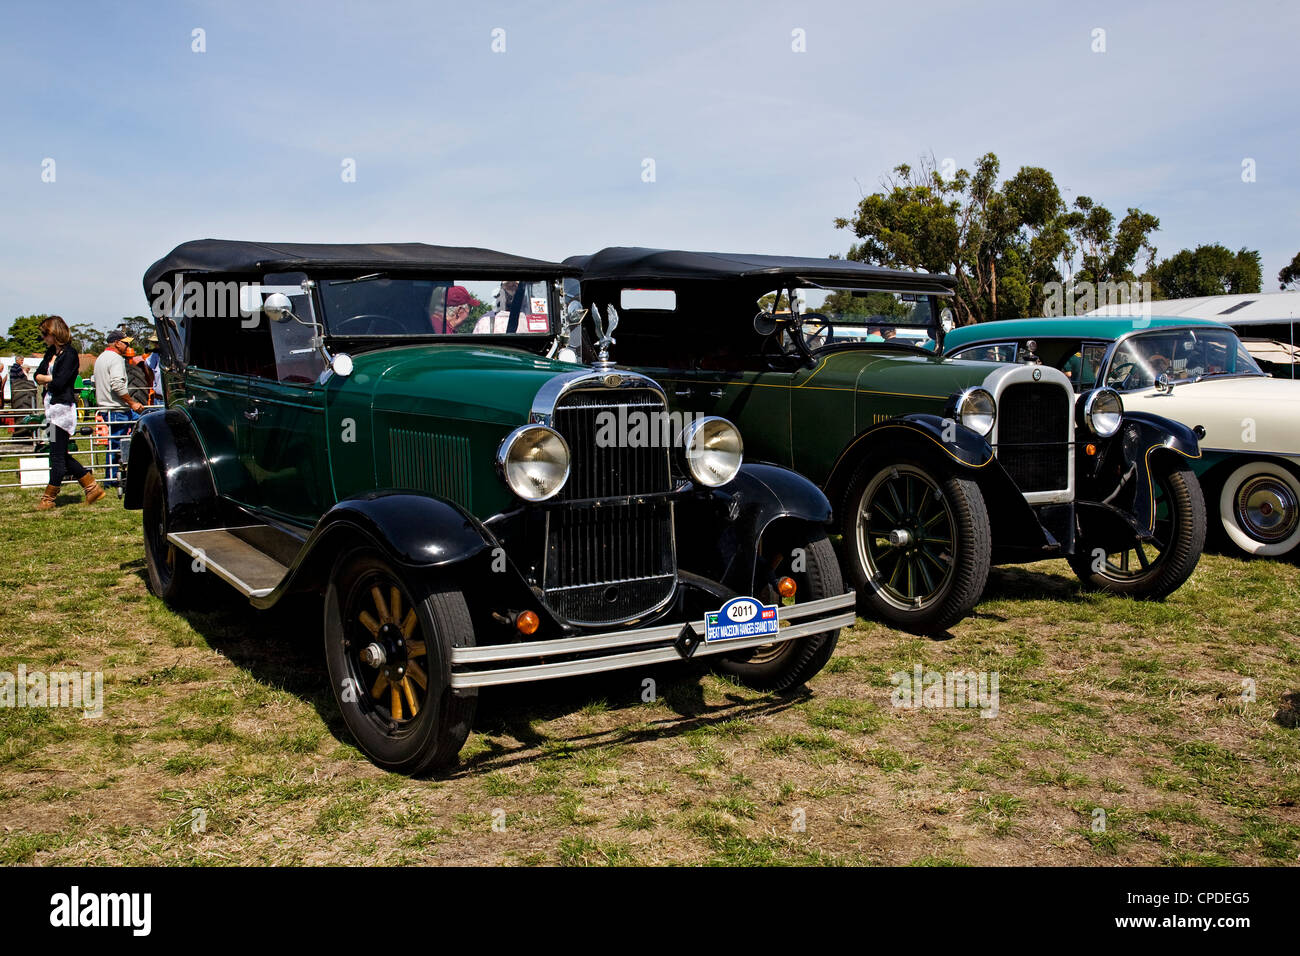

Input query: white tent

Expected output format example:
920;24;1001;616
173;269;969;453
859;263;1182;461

1089;289;1300;324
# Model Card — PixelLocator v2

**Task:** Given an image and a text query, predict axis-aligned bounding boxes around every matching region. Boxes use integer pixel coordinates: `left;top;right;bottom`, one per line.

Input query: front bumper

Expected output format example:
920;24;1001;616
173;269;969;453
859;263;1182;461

450;591;857;689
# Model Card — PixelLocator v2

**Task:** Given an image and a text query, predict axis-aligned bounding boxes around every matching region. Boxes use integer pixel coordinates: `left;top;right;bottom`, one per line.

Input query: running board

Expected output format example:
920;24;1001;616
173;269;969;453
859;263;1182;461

167;527;290;598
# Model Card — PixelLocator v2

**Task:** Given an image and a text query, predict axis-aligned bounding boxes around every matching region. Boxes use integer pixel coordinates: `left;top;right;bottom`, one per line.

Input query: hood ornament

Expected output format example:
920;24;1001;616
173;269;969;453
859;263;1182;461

590;303;619;371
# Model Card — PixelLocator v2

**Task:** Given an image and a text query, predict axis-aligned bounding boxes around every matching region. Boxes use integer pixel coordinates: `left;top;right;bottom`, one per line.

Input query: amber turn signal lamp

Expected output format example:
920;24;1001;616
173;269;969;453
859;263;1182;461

516;610;540;635
777;576;797;598
1085;443;1097;456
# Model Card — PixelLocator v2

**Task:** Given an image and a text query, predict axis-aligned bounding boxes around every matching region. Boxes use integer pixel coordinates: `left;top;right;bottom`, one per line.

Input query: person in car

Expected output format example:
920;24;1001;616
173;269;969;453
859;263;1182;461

430;286;477;334
473;280;524;334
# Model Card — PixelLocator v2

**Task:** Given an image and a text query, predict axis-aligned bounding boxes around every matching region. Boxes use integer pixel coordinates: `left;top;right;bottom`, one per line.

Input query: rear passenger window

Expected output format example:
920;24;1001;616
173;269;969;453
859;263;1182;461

184;277;275;377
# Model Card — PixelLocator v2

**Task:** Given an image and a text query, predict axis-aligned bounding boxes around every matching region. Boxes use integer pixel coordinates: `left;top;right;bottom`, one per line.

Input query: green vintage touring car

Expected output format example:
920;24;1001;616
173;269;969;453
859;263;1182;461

125;240;855;773
565;248;1208;632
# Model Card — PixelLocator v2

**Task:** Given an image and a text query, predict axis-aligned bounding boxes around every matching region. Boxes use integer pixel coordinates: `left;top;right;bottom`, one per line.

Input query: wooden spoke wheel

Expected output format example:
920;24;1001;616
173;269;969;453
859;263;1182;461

324;552;476;774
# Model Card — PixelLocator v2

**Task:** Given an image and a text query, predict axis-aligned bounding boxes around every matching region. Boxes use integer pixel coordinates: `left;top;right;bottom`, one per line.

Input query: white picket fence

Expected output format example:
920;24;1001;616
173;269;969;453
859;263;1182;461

0;403;163;491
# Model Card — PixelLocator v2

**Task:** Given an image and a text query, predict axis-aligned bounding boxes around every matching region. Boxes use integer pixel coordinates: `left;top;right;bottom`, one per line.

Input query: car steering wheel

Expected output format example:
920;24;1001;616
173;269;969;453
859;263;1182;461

761;329;798;369
334;314;404;335
1107;361;1137;389
800;313;834;350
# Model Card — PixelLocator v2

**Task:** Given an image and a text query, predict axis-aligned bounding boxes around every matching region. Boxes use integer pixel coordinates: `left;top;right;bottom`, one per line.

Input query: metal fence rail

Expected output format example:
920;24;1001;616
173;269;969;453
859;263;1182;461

0;403;164;491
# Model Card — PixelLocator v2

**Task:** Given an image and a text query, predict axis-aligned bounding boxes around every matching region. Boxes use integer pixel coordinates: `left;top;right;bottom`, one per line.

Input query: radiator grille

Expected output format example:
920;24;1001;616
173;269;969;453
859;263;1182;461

543;387;676;624
995;382;1070;493
551;389;672;499
390;429;472;509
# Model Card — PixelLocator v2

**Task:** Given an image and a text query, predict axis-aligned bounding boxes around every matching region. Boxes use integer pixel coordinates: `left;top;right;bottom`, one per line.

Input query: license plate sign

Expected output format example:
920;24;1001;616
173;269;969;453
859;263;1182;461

705;596;779;643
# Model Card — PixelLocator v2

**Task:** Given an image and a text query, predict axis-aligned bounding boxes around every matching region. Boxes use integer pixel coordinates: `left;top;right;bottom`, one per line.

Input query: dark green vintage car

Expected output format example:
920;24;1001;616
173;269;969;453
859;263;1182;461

125;240;855;773
566;248;1208;632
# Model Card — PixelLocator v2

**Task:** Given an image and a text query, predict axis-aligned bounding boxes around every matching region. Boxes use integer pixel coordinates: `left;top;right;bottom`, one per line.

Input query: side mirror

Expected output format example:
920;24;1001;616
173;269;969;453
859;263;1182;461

264;292;293;323
1154;371;1175;394
940;308;955;333
331;353;354;377
753;311;778;336
564;298;586;330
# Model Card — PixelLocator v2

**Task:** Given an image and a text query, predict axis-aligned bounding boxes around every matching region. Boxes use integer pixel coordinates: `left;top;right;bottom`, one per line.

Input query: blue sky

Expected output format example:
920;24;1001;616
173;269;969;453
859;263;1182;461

1;0;1296;329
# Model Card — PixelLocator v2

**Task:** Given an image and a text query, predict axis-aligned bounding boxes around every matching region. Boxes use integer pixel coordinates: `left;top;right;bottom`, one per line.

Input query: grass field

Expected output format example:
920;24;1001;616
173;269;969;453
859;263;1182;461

1;486;1297;866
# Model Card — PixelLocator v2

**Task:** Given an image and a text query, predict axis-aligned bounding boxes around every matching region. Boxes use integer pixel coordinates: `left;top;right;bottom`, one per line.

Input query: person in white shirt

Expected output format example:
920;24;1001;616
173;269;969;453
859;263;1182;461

93;331;145;486
473;280;525;334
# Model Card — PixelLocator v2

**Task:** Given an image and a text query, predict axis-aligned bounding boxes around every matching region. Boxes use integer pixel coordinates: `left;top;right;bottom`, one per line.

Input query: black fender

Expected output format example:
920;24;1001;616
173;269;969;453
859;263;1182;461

122;408;220;532
1077;412;1202;541
824;415;1058;552
254;491;500;609
676;462;833;595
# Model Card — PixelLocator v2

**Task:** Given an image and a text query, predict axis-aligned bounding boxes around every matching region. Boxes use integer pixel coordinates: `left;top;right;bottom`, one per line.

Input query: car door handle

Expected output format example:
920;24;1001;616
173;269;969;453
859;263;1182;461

243;407;260;421
707;388;725;398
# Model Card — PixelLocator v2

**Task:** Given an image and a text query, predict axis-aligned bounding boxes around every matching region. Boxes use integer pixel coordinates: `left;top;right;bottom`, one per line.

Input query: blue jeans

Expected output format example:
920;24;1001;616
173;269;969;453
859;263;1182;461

105;409;136;486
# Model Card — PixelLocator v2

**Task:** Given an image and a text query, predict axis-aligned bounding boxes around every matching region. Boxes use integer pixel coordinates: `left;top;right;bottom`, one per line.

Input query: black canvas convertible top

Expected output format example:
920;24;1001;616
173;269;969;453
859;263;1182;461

565;247;957;295
144;239;578;293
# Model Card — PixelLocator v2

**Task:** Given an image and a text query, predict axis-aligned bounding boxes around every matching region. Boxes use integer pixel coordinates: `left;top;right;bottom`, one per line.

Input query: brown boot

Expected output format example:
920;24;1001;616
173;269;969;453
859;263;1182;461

79;473;106;504
37;484;58;510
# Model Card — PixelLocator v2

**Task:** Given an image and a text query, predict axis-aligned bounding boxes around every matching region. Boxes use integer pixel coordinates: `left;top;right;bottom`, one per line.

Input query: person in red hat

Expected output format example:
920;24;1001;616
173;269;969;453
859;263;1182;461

430;285;478;334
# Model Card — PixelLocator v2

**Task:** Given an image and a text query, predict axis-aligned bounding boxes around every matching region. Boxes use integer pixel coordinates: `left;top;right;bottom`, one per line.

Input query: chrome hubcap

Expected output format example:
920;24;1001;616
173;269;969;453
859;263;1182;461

1236;476;1299;543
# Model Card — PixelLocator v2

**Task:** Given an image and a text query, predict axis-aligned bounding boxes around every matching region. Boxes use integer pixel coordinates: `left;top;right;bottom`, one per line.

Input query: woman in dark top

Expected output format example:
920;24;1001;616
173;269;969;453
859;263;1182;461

32;316;103;510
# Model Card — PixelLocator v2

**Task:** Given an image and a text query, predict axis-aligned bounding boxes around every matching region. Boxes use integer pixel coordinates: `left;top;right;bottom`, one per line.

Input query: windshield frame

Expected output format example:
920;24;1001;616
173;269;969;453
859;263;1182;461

766;281;951;356
313;272;561;343
1100;324;1266;391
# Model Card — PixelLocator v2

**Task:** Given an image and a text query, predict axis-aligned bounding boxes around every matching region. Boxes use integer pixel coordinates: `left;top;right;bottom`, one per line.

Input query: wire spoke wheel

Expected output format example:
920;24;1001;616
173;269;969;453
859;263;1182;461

1069;458;1206;600
1097;472;1181;581
856;465;957;611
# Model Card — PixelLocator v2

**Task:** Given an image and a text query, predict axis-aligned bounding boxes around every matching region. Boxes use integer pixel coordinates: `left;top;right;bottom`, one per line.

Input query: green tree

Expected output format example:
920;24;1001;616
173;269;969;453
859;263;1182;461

1149;244;1262;299
1278;251;1300;290
115;316;156;346
3;315;50;355
70;323;107;353
1062;197;1160;288
834;153;1158;324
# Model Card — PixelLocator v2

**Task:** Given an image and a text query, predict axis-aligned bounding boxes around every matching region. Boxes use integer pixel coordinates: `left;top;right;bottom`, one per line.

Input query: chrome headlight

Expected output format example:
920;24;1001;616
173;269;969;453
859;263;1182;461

1082;388;1123;438
951;387;996;437
682;416;744;487
496;425;570;502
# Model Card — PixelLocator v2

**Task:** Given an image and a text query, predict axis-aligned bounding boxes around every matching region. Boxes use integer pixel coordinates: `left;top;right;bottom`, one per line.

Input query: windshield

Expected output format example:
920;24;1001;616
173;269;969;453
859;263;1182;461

318;276;554;337
1104;327;1264;391
769;287;939;350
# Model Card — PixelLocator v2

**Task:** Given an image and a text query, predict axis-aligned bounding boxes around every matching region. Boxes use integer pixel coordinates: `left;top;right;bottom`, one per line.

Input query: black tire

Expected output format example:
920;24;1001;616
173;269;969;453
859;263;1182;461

840;458;991;633
1069;458;1206;599
324;551;476;774
142;460;202;605
713;532;843;692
